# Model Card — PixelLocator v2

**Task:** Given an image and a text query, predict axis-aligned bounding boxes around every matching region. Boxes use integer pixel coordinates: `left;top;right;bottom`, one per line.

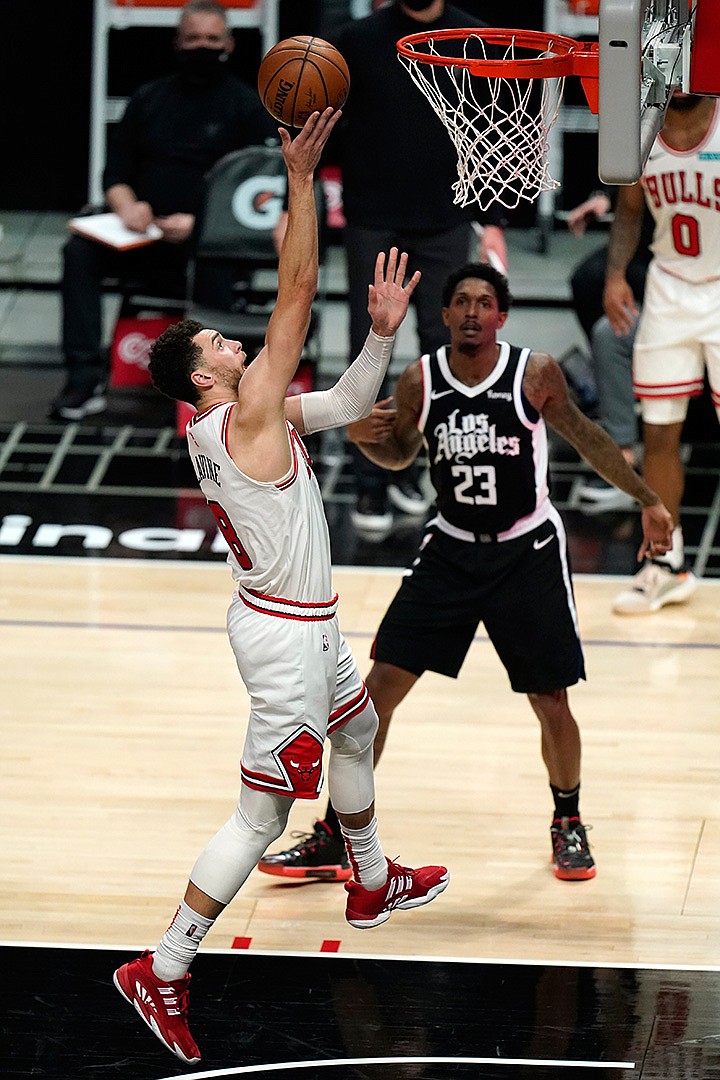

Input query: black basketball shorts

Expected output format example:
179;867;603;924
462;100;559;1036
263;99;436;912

371;509;586;694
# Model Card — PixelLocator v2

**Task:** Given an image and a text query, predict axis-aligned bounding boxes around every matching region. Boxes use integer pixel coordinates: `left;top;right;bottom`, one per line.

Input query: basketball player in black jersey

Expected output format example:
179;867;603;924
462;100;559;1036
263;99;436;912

260;263;673;882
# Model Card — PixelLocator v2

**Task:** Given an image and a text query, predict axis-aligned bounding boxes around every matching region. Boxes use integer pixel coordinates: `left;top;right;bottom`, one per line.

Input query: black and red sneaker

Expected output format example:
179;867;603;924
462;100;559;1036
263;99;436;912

113;950;200;1063
551;816;596;880
257;820;351;882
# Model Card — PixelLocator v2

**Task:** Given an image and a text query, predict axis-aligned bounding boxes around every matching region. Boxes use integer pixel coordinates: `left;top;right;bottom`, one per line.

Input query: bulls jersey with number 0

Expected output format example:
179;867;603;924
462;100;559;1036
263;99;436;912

187;402;333;602
642;101;720;283
418;343;551;537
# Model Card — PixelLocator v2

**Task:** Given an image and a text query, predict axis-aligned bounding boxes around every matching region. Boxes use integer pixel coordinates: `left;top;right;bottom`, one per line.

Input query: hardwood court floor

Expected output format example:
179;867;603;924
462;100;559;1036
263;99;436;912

2;556;720;967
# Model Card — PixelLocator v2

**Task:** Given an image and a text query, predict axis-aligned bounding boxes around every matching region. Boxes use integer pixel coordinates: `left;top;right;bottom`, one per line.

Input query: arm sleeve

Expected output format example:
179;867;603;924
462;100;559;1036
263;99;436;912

299;329;395;434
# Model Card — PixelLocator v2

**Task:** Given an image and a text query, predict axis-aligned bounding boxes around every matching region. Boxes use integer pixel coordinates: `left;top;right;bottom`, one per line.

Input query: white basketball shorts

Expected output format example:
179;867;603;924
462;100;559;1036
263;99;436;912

227;587;369;800
633;261;720;424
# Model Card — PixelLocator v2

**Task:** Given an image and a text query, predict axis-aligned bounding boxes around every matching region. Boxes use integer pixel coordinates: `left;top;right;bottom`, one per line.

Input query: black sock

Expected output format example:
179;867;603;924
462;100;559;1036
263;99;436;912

551;783;580;822
323;801;340;838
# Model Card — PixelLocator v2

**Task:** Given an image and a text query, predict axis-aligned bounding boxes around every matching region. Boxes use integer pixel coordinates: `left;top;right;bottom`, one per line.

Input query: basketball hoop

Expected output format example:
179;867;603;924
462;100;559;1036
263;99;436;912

396;28;598;211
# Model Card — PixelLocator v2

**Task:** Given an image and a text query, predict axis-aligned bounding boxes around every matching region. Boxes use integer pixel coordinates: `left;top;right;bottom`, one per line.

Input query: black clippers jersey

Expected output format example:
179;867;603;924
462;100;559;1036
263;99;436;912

419;343;550;537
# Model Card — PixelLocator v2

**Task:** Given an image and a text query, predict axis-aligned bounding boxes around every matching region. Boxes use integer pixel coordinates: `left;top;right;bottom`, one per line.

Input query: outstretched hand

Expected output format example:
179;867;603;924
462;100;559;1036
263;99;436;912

368;248;422;338
279;108;341;178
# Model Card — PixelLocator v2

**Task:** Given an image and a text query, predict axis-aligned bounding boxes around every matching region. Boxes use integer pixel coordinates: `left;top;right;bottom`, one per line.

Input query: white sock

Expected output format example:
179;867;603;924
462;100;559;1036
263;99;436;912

340;816;387;891
152;900;215;981
654;525;685;572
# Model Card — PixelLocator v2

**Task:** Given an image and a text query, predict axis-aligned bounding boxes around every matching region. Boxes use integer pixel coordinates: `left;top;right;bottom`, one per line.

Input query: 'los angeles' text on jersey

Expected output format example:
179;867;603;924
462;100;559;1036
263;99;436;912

418;343;550;539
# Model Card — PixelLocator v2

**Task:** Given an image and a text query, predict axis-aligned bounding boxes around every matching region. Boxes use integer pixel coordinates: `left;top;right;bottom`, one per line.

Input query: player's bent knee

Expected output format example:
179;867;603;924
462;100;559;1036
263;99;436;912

328;699;378;758
237;786;292;843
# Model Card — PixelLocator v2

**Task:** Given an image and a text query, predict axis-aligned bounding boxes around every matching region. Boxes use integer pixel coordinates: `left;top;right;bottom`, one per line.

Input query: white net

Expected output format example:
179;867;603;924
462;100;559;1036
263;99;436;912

398;34;567;211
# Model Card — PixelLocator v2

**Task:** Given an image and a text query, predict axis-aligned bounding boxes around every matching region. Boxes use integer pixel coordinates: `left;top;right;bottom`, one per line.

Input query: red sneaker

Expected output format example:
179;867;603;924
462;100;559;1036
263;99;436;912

113;950;201;1063
345;857;449;929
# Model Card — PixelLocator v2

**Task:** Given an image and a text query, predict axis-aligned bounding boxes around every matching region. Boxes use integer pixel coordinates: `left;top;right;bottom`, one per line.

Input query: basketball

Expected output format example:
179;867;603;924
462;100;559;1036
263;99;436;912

258;36;350;129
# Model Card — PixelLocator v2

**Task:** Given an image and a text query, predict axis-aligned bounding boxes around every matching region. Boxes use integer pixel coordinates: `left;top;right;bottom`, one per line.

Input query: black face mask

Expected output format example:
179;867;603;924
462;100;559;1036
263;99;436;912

176;47;229;84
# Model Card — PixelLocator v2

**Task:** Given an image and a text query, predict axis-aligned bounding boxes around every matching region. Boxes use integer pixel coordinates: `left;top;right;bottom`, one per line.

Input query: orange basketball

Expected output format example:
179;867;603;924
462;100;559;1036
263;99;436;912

258;35;350;128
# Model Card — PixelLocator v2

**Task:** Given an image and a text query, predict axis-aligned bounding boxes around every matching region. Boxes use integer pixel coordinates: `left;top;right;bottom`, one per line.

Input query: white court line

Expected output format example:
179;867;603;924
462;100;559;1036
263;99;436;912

158;1056;635;1080
4;939;720;972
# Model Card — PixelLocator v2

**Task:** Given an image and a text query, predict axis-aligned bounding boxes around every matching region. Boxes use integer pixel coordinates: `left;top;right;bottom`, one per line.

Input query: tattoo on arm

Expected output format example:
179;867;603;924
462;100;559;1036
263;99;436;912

606;186;644;276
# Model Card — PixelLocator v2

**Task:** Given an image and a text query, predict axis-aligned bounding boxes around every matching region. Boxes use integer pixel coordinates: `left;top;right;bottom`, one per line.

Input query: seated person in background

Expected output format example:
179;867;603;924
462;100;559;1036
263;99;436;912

51;0;278;422
566;188;652;513
568;187;652;343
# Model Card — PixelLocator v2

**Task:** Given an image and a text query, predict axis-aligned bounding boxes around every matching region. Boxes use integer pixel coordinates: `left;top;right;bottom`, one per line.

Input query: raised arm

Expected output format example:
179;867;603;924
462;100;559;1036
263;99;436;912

523;352;674;561
238;109;341;422
286;248;421;434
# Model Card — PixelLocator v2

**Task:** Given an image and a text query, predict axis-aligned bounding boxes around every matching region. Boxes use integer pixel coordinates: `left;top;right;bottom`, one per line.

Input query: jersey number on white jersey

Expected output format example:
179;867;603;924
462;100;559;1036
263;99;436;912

209;500;253;569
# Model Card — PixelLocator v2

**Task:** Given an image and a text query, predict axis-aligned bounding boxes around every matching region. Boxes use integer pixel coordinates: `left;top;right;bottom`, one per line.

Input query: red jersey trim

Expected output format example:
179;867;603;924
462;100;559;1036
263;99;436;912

237;583;339;621
634;377;704;399
221;402;236;453
240;764;321;799
276;435;299;490
328;684;370;733
189;401;231;426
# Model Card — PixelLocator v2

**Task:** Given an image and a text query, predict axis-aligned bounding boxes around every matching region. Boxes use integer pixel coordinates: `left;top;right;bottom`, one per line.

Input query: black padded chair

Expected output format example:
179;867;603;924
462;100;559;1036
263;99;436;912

185;144;327;367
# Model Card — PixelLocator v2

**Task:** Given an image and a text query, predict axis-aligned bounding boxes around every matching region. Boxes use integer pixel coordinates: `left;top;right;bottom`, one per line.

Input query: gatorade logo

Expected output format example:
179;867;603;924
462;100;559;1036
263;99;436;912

118;331;152;369
231;175;285;231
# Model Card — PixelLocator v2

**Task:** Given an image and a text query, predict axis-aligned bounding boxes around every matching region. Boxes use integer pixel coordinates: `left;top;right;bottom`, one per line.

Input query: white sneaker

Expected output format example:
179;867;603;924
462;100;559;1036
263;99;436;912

569;477;635;516
612;562;697;615
387;477;431;517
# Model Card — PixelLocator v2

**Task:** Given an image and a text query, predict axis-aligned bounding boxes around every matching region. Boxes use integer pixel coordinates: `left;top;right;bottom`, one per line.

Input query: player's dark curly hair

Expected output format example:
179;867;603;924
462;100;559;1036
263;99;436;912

442;263;512;313
148;319;204;405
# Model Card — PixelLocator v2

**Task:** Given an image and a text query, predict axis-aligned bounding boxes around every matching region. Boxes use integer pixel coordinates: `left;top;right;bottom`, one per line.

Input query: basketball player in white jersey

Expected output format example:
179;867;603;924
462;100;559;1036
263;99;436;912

112;108;448;1064
604;90;720;614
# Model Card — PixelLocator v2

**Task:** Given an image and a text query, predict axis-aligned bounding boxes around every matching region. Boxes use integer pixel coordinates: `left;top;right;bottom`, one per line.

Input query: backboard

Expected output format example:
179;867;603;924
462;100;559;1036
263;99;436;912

598;0;715;185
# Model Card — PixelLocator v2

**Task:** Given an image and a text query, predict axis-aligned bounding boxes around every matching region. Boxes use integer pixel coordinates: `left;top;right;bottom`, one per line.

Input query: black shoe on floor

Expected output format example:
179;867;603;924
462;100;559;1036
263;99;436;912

550;816;596;881
258;820;351;881
49;382;107;421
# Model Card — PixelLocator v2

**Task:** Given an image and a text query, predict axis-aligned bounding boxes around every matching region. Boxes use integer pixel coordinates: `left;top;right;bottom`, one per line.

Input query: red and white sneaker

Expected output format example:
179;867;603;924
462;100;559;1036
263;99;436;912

113;950;200;1063
345;857;449;929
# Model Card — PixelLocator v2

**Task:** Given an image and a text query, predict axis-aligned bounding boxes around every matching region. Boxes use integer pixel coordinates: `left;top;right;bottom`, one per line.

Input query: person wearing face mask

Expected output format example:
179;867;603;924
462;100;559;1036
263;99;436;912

51;0;278;422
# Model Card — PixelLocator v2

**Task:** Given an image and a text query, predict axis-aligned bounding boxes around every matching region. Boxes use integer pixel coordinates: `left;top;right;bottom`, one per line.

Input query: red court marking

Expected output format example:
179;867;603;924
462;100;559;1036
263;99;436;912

320;939;341;952
231;937;252;949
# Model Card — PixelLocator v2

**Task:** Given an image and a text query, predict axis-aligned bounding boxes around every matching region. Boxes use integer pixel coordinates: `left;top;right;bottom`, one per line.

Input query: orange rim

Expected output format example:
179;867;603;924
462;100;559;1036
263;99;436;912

396;26;598;80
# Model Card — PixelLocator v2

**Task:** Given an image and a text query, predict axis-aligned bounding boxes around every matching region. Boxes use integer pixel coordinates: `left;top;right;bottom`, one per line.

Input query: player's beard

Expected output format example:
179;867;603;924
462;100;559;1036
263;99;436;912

667;94;704;112
217;368;242;394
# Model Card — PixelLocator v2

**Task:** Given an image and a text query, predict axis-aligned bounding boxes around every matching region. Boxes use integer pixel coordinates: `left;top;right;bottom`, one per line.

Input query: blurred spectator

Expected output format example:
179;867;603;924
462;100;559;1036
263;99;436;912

566;188;652;513
51;0;278;422
276;0;508;539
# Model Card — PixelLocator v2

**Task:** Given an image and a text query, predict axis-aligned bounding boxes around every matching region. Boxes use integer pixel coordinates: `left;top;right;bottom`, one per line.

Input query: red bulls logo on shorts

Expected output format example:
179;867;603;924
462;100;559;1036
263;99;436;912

276;728;324;797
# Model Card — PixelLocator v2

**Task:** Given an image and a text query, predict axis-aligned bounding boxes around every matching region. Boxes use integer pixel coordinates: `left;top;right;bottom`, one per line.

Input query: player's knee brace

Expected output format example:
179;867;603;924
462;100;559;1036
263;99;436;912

326;695;378;815
189;789;292;905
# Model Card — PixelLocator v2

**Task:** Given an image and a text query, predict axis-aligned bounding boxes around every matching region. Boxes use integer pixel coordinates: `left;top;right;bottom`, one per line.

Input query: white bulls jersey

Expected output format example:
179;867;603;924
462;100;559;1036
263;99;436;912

642;101;720;283
187;402;334;605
